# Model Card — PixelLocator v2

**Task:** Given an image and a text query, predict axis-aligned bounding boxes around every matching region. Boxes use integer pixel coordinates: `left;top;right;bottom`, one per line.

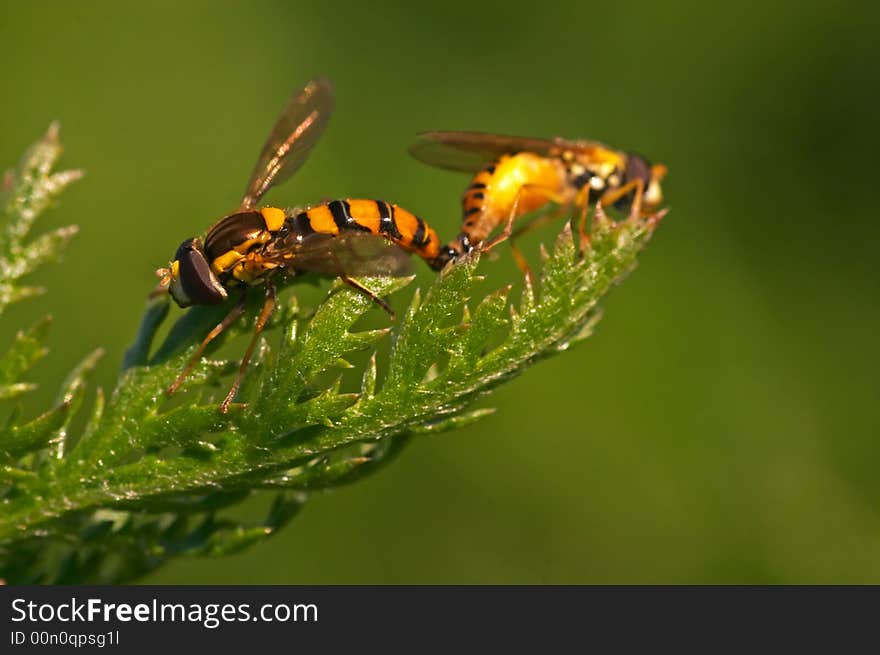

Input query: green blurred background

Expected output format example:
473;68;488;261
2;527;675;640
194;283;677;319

1;0;878;583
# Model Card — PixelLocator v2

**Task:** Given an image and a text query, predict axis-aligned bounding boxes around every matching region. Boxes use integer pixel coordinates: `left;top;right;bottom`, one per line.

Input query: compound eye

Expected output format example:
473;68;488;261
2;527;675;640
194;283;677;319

625;153;652;188
171;239;227;306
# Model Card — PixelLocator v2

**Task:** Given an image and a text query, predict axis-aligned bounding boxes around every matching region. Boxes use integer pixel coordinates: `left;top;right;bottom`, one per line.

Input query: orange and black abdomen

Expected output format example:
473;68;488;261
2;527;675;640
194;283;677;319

460;162;497;240
446;152;571;260
296;199;445;268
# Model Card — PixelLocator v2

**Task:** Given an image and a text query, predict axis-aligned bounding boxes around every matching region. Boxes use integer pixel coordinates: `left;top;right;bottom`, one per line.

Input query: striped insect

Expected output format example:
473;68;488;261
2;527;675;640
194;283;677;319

409;131;667;274
156;79;446;412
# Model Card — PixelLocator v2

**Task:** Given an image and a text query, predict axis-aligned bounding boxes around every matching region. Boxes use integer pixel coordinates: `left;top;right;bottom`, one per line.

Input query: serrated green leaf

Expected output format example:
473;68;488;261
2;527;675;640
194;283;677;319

50;348;104;458
0;401;69;464
0;317;51;394
0;127;666;584
122;298;170;370
410;407;497;434
0;124;81;316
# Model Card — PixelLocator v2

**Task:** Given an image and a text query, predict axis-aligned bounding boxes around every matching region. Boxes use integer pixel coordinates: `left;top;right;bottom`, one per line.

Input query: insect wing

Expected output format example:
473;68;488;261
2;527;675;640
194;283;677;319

408;130;579;173
264;231;414;277
240;78;334;208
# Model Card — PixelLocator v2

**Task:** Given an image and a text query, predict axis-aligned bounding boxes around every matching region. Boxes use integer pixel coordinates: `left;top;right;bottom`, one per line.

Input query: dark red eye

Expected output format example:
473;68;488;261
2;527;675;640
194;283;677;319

625;153;652;188
174;239;227;306
204;211;266;259
613;153;653;211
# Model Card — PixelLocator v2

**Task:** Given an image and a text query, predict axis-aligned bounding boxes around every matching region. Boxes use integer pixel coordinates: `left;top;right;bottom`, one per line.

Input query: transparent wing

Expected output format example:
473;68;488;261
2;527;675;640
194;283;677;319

263;231;414;277
240;78;334;209
408;130;583;173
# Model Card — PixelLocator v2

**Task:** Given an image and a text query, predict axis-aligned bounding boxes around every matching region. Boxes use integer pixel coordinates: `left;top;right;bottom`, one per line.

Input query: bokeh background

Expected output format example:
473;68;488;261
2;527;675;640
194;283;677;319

1;1;878;583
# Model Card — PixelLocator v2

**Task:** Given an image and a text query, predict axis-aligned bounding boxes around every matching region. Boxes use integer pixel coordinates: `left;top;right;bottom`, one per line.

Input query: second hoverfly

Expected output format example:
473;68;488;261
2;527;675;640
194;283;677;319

409;131;667;273
156;79;446;412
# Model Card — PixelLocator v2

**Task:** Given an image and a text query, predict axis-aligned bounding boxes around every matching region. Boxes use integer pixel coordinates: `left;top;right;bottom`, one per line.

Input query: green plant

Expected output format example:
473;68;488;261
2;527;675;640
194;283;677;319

0;127;664;584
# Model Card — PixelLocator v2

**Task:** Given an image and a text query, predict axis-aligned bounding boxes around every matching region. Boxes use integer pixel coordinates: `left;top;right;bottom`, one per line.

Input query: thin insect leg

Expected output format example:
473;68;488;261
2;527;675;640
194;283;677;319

598;178;645;216
509;206;576;286
573;188;592;252
478;198;518;254
326;249;396;319
628;178;646;221
509;206;571;241
508;189;580;247
510;243;533;286
481;185;567;285
483;184;568;252
219;283;277;413
507;211;546;285
340;274;395;319
167;292;247;396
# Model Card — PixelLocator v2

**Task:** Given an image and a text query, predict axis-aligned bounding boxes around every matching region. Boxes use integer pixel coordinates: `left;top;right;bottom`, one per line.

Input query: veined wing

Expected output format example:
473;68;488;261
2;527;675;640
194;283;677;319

262;230;414;278
408;130;587;173
240;78;334;209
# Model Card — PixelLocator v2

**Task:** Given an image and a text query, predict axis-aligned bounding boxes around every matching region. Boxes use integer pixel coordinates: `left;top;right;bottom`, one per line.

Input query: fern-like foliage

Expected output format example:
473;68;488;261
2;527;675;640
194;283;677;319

0;127;664;584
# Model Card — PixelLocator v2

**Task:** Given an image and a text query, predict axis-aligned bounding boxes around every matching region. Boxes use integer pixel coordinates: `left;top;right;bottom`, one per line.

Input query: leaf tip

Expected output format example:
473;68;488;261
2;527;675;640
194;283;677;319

645;207;669;229
45;121;61;143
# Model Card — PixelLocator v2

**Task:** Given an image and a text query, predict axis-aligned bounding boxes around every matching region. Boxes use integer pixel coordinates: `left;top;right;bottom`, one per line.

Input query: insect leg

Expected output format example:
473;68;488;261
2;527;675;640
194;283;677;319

481;184;568;285
599;178;645;219
507;210;563;285
324;248;396;318
340;274;395;319
509;206;573;242
219;283;277;413
575;188;591;252
167;291;248;396
480;184;567;253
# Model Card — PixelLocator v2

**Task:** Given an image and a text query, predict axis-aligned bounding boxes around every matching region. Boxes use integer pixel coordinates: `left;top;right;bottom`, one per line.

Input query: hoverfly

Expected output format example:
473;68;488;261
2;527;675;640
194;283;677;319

409;131;667;273
156;79;447;412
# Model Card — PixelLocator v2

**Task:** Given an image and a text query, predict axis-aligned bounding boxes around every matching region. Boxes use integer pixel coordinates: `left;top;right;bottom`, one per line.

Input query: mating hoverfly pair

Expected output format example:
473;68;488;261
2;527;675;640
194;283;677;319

156;78;667;412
